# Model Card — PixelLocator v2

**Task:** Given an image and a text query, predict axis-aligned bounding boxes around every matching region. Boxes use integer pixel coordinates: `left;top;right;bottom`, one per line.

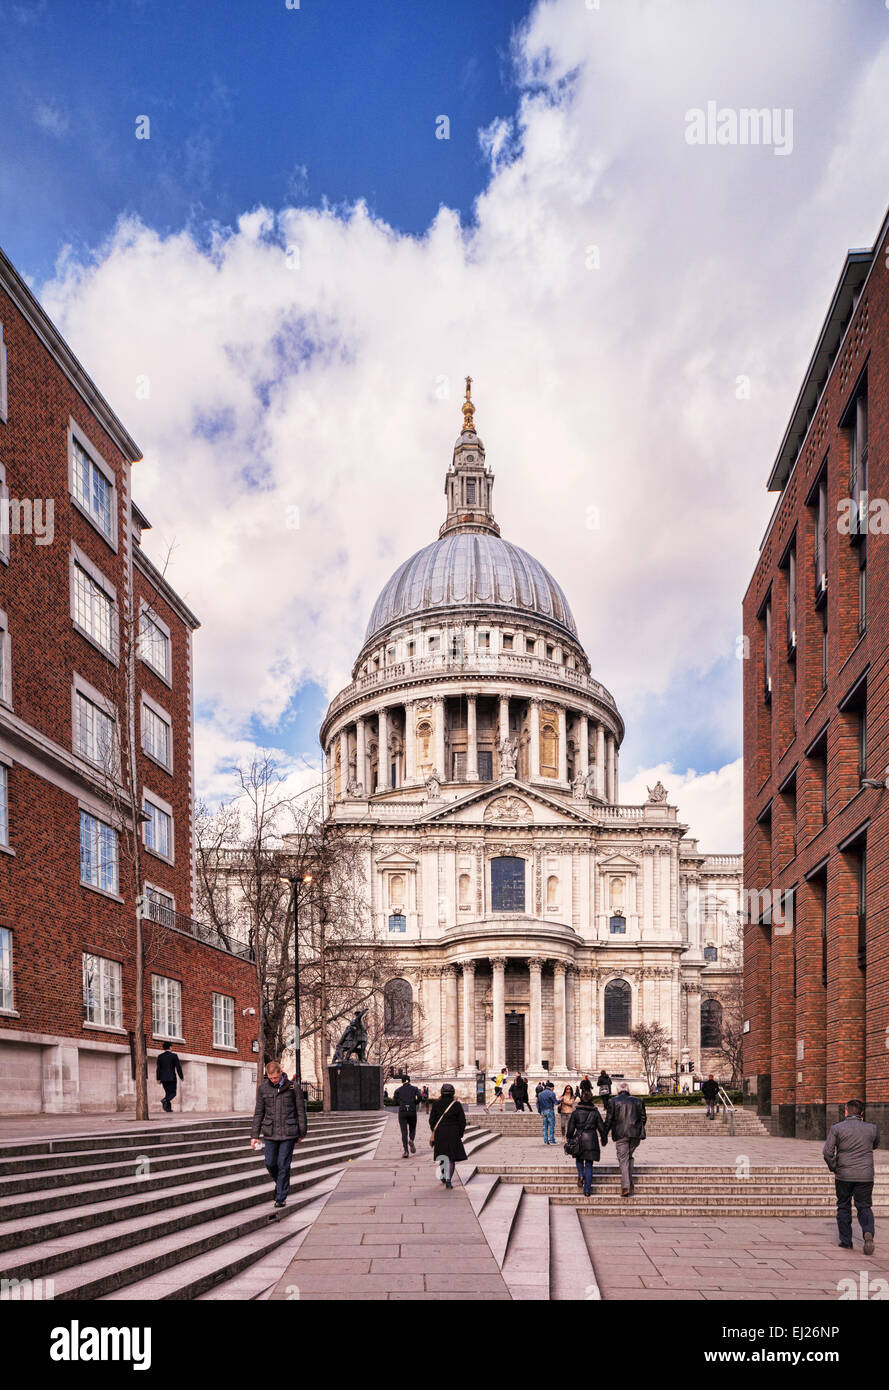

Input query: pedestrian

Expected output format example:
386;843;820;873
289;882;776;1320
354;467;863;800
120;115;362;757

604;1082;647;1197
421;1085;430;1113
250;1059;308;1209
508;1073;523;1111
823;1098;879;1254
558;1084;576;1139
487;1065;508;1111
701;1074;720;1120
155;1039;183;1113
393;1073;422;1157
517;1074;532;1111
429;1082;467;1189
536;1079;560;1145
566;1088;608;1196
535;1079;546;1099
596;1069;612;1105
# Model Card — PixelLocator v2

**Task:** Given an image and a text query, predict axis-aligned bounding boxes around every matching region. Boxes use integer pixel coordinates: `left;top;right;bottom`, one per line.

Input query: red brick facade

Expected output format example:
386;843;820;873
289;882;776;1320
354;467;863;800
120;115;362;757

743;203;889;1141
0;246;256;1114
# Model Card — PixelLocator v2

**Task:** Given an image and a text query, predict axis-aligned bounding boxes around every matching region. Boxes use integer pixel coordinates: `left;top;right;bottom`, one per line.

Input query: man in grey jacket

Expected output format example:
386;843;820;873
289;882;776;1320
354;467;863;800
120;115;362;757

822;1099;879;1254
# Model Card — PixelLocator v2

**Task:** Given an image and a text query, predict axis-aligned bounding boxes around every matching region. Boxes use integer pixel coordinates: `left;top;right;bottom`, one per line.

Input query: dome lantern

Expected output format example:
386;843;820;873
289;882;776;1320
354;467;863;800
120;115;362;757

440;376;499;539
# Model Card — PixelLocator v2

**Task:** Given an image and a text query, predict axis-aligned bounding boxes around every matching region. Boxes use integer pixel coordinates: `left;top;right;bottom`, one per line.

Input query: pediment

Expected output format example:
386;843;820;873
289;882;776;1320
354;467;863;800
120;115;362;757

599;852;640;871
419;779;594;827
373;847;419;867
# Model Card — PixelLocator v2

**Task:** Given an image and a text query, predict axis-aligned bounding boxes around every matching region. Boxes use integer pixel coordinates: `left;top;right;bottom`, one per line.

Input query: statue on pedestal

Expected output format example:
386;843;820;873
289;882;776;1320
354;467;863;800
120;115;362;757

332;1009;369;1066
498;736;518;778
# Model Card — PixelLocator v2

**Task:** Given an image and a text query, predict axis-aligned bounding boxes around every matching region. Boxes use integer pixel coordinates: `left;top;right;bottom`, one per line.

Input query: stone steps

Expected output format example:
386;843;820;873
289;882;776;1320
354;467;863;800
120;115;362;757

472;1110;771;1137
0;1113;386;1300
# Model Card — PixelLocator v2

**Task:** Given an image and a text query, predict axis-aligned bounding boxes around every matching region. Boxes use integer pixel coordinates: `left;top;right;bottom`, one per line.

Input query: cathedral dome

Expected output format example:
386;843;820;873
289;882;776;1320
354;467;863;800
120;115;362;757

364;532;577;644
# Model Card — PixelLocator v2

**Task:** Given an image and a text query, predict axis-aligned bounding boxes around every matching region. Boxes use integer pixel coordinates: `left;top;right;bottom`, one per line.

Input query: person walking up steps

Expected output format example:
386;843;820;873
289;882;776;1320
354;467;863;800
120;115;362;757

487;1066;508;1110
429;1082;467;1189
566;1088;608;1196
701;1074;720;1119
536;1079;559;1145
823;1098;880;1254
156;1040;183;1113
604;1082;647;1197
393;1074;422;1157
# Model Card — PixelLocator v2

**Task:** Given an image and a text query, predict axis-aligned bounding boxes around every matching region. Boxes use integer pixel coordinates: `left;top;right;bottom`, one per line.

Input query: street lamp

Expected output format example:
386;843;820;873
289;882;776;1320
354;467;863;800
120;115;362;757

280;871;313;1085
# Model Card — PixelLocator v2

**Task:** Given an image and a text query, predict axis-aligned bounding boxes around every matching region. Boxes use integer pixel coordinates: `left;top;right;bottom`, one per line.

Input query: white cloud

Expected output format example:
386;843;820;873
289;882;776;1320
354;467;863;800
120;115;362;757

34;101;68;137
36;0;889;837
620;759;743;854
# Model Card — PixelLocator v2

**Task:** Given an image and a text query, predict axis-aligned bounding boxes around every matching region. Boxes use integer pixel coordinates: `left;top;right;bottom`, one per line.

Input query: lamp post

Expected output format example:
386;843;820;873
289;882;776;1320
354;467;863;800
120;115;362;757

280;872;313;1085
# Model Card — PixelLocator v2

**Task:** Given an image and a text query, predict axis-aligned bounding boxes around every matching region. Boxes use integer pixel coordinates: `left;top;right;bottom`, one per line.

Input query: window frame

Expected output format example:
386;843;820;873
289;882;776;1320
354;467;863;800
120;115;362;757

72;673;118;774
70;544;118;662
0;925;13;1012
143;789;175;864
0;606;10;707
151;973;183;1041
138;603;172;686
141;691;173;772
79;808;119;897
68;419;118;550
82;951;123;1029
212;992;236;1049
0;321;8;424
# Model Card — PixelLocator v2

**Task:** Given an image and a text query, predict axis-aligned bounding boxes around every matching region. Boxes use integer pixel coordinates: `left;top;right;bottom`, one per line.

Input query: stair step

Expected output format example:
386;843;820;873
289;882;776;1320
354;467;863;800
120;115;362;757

500;1192;550;1300
464;1171;500;1216
477;1180;523;1268
195;1199;329;1301
549;1203;600;1301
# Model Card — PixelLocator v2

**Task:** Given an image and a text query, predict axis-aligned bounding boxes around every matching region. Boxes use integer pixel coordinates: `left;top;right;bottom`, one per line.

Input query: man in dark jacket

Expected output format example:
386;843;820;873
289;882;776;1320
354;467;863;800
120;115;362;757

604;1084;647;1196
701;1074;720;1119
156;1040;183;1112
251;1059;308;1208
536;1080;560;1145
823;1099;880;1253
393;1074;422;1157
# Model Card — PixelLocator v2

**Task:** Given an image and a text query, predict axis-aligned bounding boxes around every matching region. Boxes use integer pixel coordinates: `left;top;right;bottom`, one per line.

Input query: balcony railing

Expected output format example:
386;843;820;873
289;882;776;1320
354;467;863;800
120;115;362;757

144;897;254;961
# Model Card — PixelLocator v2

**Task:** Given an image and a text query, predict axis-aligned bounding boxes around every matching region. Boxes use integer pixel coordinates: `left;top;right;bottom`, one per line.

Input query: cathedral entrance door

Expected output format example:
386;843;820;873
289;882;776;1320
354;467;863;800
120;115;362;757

505;1011;525;1072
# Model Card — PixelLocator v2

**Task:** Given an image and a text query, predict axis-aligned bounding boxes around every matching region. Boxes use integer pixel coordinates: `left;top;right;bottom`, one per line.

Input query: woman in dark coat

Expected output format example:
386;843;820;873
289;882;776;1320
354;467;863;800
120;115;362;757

566;1092;608;1197
428;1082;467;1189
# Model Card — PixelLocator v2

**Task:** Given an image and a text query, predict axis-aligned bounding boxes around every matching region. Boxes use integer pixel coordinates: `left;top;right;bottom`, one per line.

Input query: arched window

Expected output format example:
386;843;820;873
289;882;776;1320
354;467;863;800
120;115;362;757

416;721;432;774
491;856;525;912
389;874;404;908
604;979;631;1036
701;998;723;1049
611;876;625;908
546;875;559;909
459;873;471;907
384;978;413;1036
540;720;558;778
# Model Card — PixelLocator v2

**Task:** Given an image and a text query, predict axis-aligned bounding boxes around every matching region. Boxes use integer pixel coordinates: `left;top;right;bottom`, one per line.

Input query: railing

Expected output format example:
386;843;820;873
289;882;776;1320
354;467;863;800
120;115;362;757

144;897;254;962
324;651;620;723
717;1084;736;1136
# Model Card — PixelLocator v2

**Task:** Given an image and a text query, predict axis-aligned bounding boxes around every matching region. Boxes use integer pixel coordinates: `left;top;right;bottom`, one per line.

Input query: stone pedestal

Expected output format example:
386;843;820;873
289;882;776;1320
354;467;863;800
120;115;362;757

329;1063;383;1111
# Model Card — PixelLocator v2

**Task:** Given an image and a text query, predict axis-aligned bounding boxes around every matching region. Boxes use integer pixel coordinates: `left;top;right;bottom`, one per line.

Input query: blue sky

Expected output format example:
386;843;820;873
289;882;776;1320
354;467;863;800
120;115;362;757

8;0;889;848
1;0;526;281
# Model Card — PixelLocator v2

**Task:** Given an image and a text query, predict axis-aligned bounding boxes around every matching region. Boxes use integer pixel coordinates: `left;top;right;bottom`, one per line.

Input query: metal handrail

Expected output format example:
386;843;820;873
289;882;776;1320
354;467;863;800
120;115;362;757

717;1085;735;1135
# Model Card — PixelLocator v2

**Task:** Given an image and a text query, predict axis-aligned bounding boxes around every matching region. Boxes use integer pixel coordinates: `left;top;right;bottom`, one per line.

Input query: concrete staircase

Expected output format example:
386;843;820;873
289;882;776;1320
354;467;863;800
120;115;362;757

472;1107;773;1138
0;1113;386;1300
473;1161;889;1218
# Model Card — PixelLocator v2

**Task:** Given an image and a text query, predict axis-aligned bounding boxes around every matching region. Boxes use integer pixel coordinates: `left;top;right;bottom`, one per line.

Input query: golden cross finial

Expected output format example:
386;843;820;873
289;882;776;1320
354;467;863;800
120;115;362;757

462;375;475;433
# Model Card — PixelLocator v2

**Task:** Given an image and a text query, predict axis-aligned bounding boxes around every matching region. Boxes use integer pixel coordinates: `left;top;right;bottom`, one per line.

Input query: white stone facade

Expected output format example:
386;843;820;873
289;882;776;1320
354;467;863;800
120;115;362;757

318;385;741;1092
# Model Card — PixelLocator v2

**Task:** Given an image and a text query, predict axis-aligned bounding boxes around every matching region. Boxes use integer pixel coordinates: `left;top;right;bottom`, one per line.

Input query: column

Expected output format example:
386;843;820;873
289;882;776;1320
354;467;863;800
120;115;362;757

566;968;576;1071
659;847;672;934
433;696;446;781
643;847;655;936
557;706;568;784
596;722;606;799
499;695;510;743
377;708;390;791
443;965;459;1072
529;700;541;779
466;693;478;781
686;873;701;955
606;733;615;802
686;983;702;1073
356;717;367;794
529;957;543;1071
403;703;416;785
578;968;594;1072
462;960;476;1070
613;745;619;802
491;957;507;1070
578;716;589;777
553;961;567;1070
338;728;349;797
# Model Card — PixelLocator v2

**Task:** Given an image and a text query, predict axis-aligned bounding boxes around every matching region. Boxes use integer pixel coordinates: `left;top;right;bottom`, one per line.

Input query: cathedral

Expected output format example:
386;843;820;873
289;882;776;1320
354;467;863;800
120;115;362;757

319;383;741;1094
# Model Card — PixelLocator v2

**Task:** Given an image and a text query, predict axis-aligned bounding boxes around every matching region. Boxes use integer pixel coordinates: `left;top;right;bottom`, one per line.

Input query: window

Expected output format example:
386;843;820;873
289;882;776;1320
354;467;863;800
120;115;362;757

786;543;797;655
145;885;175;928
848;384;868;542
478;750;493;781
142;699;172;769
609;915;626;934
703;945;718;963
0;763;7;847
701;998;722;1047
72;436;114;541
74;689;115;770
857;844;867;971
212;993;235;1048
814;471;828;602
152;975;182;1039
428;634;440;653
546;874;559;909
604;979;631;1036
452;750;466;781
502;634;514;651
139;610;170;681
466;479;476;504
73;561;115;655
388;913;407;933
808;732;828;825
477;630;490;650
82;953;122;1027
526;637;536;654
143;795;173;860
459;873;471;907
383;978;413;1036
763;597;772;702
0;322;7;424
0;607;10;705
0;462;8;565
0;926;12;1010
491;856;525;912
80;811;118;893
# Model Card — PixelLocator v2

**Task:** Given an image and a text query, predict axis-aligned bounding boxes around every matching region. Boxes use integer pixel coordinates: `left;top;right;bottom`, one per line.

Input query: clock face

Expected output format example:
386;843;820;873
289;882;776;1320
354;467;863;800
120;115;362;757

465;453;475;462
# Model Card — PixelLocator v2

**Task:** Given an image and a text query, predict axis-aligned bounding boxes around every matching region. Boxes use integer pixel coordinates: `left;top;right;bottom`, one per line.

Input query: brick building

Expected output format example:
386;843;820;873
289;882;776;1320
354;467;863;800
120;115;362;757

0;246;256;1114
743;202;889;1142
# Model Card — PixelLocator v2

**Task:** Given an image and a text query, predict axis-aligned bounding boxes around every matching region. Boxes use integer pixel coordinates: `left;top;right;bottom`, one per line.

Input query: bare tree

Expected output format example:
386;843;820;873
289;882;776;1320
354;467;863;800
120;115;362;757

631;1022;672;1093
710;916;745;1085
